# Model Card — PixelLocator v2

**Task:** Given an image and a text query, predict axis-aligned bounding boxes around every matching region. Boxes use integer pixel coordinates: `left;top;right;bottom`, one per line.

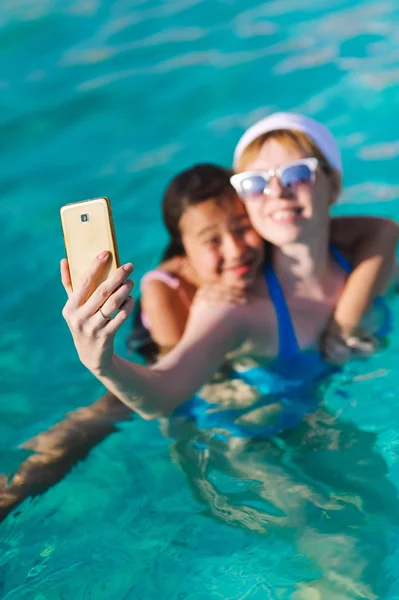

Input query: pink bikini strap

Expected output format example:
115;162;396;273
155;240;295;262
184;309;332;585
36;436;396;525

140;270;180;293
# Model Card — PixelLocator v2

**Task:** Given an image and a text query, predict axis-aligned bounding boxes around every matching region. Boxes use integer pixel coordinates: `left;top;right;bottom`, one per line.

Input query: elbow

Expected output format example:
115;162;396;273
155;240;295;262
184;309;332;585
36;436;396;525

139;410;161;421
115;395;171;421
135;403;177;421
138;406;171;420
379;218;399;242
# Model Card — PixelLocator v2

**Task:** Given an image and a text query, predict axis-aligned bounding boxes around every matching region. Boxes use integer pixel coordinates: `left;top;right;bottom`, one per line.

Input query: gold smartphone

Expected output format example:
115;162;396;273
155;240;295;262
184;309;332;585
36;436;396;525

60;197;120;297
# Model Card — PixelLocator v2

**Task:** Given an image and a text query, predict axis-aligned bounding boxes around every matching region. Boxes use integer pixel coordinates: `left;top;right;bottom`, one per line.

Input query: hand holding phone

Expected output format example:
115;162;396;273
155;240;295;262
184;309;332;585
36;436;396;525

61;252;134;375
60;197;120;298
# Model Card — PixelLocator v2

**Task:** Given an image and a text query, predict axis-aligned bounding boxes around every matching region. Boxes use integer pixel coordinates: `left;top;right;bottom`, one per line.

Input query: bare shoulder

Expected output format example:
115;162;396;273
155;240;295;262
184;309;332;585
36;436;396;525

141;275;190;348
331;215;399;247
141;278;181;311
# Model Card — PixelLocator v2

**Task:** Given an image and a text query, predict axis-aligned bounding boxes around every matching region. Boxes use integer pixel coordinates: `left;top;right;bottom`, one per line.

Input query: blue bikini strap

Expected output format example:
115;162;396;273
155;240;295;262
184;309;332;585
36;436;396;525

264;246;349;359
264;243;392;358
264;262;300;357
328;243;351;273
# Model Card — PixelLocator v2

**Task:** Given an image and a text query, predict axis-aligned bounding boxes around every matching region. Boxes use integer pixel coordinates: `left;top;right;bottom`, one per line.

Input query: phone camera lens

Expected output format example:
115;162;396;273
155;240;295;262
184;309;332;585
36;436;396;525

81;213;89;222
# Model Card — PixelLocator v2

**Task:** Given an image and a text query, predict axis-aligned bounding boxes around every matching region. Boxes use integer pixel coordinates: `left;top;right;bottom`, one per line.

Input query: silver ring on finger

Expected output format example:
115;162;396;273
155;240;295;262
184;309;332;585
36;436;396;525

99;307;111;322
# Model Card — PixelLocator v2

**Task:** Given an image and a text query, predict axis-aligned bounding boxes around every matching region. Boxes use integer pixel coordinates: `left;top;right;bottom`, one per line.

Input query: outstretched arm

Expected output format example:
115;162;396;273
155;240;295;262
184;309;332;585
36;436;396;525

61;252;243;419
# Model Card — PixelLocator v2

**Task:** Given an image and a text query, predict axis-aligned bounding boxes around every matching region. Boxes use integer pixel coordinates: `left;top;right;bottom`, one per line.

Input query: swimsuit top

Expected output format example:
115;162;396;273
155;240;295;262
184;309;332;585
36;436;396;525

173;246;392;438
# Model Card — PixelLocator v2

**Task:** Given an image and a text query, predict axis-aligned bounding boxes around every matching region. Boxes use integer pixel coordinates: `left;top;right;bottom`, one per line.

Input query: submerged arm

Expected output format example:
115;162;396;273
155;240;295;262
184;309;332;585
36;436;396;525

0;272;194;521
0;392;132;523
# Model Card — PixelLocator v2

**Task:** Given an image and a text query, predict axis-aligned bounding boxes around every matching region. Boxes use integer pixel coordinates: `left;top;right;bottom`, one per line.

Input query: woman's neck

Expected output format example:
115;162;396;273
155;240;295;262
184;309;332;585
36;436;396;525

272;235;332;299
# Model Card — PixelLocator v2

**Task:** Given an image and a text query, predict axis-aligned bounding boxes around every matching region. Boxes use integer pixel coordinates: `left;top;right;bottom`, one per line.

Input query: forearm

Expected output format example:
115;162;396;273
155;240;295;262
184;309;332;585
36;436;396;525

96;307;240;418
62;251;241;420
97;356;176;419
334;225;398;332
334;257;388;332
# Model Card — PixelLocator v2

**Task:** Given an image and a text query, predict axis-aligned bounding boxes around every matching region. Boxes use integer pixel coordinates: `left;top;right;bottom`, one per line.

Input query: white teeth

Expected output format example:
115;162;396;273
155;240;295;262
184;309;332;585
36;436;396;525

271;209;298;221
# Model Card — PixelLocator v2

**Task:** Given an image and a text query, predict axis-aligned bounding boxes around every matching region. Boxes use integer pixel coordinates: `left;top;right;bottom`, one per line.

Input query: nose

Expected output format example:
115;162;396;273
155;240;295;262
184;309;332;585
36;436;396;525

268;173;296;200
267;174;283;198
223;234;244;261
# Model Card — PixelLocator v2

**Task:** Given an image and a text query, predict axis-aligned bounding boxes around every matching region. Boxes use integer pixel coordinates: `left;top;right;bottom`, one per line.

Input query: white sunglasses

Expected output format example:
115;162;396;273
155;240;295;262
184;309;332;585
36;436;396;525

230;158;319;201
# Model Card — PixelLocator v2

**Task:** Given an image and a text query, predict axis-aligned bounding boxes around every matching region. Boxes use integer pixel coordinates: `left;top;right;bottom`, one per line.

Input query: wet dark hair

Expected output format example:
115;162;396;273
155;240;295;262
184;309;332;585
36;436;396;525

161;163;235;260
127;298;160;364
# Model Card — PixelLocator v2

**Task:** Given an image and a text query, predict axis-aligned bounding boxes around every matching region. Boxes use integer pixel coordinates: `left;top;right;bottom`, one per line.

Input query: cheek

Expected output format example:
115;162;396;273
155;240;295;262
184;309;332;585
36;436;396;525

246;230;263;247
305;181;330;216
245;203;269;238
294;184;314;208
187;247;221;280
310;174;335;209
245;232;264;258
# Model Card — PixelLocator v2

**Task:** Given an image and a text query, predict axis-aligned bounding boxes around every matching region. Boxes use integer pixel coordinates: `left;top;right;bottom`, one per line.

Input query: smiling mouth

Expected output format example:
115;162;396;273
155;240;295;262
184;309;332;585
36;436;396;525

226;259;255;277
269;207;302;222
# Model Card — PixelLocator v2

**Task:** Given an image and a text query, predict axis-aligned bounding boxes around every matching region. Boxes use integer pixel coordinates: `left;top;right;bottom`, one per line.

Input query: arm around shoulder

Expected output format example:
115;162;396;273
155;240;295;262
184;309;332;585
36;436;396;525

330;215;398;334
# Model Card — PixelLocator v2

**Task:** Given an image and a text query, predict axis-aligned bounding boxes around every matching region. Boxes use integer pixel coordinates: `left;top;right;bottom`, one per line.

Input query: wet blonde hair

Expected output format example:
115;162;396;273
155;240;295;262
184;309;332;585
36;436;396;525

236;129;342;201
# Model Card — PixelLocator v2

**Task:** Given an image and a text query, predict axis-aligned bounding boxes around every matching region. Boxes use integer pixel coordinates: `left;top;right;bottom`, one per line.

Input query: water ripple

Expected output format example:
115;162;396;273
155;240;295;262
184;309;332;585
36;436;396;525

2;1;399;598
274;47;336;74
343;182;399;203
62;27;207;66
358;68;399;91
96;0;205;40
360;141;399;160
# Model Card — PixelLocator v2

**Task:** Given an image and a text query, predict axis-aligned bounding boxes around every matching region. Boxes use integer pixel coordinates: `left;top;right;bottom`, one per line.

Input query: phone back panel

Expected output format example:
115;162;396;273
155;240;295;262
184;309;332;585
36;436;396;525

60;197;120;296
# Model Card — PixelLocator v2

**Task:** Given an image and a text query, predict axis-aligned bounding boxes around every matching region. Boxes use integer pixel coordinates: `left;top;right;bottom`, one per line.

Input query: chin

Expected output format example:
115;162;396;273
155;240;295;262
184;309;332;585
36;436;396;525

224;274;252;289
241;272;258;289
254;218;305;245
262;226;303;247
243;278;257;290
274;235;302;246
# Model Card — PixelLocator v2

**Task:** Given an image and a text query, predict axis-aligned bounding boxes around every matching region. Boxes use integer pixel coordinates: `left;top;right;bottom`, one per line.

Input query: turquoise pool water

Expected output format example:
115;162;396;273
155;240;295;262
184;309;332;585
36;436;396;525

1;0;399;597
